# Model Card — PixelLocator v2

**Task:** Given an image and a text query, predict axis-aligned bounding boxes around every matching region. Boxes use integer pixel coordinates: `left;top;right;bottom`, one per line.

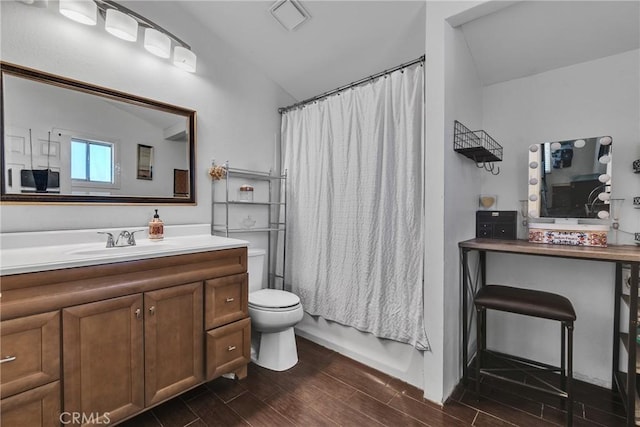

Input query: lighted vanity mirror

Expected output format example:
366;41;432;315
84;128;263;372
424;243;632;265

527;136;613;220
0;62;196;204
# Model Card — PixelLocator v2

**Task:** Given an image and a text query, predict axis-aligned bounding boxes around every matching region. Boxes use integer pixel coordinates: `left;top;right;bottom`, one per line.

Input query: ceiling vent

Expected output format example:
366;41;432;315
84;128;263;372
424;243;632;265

269;0;310;31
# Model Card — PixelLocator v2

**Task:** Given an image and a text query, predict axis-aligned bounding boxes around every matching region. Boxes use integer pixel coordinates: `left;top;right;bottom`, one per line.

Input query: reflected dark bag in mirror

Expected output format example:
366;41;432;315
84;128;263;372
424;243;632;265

476;210;517;240
20;169;59;193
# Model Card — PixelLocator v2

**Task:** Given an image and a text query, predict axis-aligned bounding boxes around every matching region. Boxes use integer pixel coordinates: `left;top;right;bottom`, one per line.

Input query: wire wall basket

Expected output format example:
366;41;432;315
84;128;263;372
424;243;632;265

453;120;503;174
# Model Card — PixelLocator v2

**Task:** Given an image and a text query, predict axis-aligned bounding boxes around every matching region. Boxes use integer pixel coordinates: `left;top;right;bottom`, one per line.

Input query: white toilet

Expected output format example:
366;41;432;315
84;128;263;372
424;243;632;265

248;248;304;371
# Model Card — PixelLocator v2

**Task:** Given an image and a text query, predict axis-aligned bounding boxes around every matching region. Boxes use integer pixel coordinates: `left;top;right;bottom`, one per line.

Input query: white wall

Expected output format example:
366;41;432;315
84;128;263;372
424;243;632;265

480;50;640;387
0;1;294;232
424;0;483;403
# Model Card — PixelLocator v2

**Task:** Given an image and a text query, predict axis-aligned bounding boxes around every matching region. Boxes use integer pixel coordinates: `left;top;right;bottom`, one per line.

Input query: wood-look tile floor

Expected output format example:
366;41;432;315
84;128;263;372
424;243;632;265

122;336;627;427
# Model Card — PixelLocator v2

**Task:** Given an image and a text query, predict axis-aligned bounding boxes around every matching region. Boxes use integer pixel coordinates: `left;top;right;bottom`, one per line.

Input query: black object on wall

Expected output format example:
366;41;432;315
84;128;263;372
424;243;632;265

476;210;517;240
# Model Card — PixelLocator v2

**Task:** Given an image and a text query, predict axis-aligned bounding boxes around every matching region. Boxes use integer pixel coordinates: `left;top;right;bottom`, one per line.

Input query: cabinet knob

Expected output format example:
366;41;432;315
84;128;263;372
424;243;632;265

149;306;155;315
225;297;235;303
227;345;237;352
0;355;16;364
134;308;141;319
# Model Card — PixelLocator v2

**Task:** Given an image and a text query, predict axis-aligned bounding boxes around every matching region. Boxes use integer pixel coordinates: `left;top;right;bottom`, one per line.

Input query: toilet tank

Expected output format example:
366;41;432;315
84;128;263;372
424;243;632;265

247;248;266;293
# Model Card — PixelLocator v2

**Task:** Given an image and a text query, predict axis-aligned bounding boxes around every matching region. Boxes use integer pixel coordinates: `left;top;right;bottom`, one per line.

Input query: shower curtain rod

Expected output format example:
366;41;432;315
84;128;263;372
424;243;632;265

278;54;425;114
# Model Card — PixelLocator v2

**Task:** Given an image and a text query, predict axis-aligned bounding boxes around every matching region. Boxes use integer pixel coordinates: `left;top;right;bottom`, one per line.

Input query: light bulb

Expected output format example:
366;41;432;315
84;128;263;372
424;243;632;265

599;136;612;145
105;9;138;42
573;139;586;148
529;177;538;185
173;46;197;72
529;144;539;152
599;155;611;164
529;161;538;169
59;0;97;25
598;192;611;201
144;28;171;58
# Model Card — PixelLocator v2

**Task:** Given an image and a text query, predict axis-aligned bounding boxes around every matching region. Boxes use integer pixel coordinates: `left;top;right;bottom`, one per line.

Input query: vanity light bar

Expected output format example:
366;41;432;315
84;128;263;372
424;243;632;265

58;0;196;72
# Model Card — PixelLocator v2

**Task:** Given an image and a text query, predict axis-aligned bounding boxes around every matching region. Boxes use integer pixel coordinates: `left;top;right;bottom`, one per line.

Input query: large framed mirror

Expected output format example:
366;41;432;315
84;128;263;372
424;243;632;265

527;136;613;220
1;62;196;204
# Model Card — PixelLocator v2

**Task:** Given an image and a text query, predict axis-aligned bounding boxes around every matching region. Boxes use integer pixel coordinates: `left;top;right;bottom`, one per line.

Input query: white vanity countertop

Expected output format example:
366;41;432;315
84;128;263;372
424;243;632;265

0;224;249;276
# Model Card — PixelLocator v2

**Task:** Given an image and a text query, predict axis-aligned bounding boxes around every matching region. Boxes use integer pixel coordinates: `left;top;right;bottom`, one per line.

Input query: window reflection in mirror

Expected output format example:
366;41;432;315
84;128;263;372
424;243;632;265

528;137;612;219
1;62;196;204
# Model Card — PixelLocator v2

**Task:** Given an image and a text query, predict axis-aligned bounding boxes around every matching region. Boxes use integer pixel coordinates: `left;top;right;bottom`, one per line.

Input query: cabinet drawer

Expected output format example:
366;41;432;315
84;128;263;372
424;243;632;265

206;317;250;380
205;274;248;329
0;380;60;427
0;311;60;398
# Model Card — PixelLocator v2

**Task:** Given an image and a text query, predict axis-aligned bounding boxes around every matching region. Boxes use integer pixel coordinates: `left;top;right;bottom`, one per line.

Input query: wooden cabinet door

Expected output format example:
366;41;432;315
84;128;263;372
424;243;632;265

63;294;144;426
205;273;248;329
0;381;60;427
144;282;204;406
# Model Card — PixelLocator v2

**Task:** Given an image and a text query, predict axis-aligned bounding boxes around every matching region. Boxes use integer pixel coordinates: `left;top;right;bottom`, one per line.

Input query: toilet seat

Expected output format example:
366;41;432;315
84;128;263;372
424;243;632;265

249;289;301;312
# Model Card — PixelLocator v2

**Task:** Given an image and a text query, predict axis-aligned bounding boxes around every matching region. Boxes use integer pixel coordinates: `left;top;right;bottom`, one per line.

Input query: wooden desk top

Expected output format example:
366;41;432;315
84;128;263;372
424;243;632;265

459;238;640;263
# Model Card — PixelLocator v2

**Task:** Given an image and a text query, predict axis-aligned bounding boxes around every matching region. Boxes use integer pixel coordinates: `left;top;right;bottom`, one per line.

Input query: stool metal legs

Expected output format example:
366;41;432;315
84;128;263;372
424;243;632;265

474;310;574;427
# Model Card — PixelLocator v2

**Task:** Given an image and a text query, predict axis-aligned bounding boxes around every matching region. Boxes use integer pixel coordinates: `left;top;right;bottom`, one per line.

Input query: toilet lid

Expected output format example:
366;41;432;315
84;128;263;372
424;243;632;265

249;289;300;309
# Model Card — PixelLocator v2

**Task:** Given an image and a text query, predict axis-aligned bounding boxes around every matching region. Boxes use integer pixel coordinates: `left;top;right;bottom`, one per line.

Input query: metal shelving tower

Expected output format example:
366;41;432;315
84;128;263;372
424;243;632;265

211;161;287;289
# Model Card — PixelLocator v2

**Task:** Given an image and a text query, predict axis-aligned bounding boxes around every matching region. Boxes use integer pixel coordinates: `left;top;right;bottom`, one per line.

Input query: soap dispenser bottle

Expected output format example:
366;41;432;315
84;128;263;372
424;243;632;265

148;209;164;240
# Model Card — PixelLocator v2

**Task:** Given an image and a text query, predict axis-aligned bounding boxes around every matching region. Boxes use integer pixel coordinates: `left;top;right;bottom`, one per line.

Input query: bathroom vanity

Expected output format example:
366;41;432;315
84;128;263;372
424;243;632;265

0;230;250;426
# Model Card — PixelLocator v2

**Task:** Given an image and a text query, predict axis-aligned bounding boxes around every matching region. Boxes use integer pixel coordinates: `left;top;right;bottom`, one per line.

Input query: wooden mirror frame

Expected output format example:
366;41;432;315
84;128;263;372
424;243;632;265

0;62;196;204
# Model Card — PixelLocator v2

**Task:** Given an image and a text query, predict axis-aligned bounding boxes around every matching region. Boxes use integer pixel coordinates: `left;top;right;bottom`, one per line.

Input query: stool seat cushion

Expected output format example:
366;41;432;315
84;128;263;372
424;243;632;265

474;285;576;322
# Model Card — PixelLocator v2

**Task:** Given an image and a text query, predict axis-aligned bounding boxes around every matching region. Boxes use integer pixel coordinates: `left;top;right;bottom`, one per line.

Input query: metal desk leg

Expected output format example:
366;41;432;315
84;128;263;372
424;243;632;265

462;247;469;384
627;262;639;426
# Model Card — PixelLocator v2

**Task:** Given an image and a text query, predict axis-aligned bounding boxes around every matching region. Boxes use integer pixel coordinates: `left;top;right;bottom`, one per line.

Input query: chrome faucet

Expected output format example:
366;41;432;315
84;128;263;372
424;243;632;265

97;232;115;248
98;230;145;248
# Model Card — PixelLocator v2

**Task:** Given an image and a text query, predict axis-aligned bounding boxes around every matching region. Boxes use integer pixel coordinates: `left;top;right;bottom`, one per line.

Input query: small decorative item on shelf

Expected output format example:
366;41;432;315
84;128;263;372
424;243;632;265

633;196;640;208
208;164;227;180
478;194;497;209
633;159;640;173
238;184;254;202
240;215;256;229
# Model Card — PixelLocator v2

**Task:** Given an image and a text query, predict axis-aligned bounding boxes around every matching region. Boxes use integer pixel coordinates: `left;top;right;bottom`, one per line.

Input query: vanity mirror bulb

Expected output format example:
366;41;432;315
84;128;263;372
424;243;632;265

529;144;539;152
599;155;611;164
550;142;562;152
597;210;610;219
529;161;539;169
528;210;538;218
598;174;611;183
529;177;538;185
599;136;612;146
598;192;611;201
529;194;538;202
573;139;586;148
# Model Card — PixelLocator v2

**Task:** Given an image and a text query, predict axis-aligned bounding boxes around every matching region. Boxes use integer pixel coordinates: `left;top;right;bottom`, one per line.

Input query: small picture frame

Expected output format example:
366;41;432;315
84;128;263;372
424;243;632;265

137;144;153;180
174;169;189;197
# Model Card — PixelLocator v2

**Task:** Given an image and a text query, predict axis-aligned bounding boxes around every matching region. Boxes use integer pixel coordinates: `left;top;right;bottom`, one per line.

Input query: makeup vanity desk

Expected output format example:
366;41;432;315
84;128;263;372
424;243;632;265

459;238;640;426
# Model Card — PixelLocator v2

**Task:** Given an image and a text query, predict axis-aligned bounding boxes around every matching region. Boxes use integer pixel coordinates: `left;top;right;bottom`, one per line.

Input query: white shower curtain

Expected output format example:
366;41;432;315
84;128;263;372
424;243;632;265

281;62;428;350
